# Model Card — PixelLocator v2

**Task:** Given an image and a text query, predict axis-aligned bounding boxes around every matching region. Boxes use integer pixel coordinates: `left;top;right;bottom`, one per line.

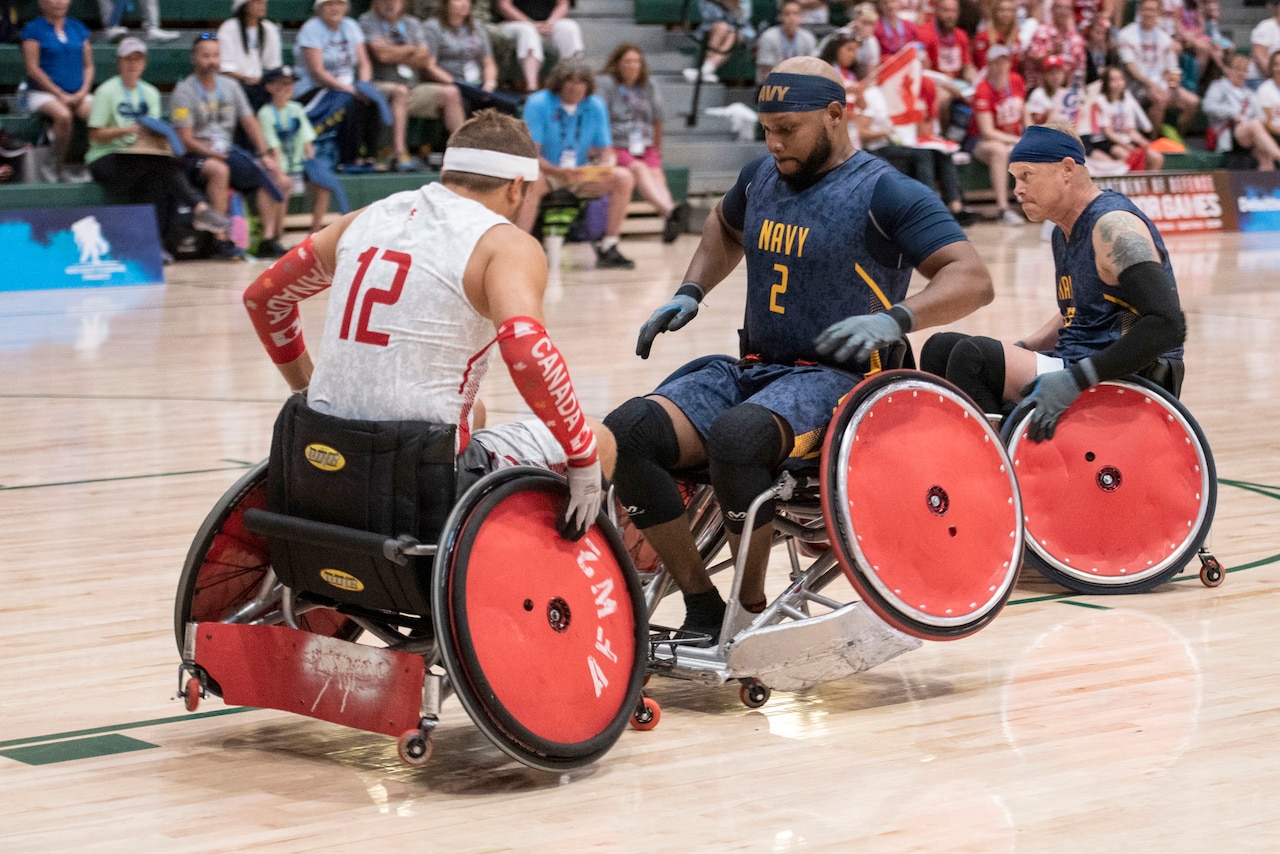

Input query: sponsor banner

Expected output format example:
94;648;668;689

0;204;165;292
1228;170;1280;232
1092;172;1237;234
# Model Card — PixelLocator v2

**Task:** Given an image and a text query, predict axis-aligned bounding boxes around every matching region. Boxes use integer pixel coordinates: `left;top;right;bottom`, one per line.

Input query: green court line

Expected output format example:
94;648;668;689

0;465;254;492
1060;600;1111;610
0;734;157;766
1218;478;1280;500
0;707;256;751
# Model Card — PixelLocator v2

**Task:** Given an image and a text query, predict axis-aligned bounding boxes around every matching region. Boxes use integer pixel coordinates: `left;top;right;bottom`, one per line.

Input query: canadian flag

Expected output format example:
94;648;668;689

874;47;925;128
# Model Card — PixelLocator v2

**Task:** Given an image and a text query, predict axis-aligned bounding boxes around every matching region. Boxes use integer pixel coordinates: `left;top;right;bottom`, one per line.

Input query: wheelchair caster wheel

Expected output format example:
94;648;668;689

631;696;661;731
740;680;770;709
183;676;202;712
397;730;433;767
1198;551;1224;587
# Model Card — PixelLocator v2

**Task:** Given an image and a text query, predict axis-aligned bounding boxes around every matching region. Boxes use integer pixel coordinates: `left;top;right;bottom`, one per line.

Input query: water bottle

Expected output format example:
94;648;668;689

15;82;28;115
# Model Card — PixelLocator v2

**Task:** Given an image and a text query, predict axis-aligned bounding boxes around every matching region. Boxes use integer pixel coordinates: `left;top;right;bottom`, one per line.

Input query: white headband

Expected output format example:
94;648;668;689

441;147;539;181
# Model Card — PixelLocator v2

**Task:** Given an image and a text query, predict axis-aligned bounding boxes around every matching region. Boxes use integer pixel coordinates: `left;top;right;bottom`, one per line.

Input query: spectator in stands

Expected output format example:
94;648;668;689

597;43;689;243
1251;1;1280;88
495;0;584;92
423;0;504;115
919;0;975;126
684;0;754;84
756;1;818;84
1118;0;1199;134
1026;0;1085;89
1255;50;1280;141
217;0;284;110
257;66;331;244
968;43;1025;224
294;0;382;170
22;0;94;182
1078;63;1163;170
359;0;457;167
819;2;881;78
875;0;920;56
1024;53;1073;125
1203;53;1280;169
1083;12;1121;85
96;0;178;43
86;38;230;262
517;57;636;269
972;0;1034;73
172;33;289;260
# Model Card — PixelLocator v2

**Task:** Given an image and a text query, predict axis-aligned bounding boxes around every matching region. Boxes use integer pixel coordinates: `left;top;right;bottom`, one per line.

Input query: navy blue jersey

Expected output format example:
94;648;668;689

1051;190;1184;363
720;152;965;366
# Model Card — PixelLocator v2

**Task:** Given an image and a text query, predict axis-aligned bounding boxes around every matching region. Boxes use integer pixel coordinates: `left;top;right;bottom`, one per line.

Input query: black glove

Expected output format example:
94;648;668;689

636;283;703;359
813;304;914;366
1020;362;1095;442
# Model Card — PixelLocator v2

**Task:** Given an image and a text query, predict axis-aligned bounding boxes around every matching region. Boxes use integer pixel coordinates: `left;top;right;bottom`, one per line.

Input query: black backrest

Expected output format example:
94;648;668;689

267;395;459;545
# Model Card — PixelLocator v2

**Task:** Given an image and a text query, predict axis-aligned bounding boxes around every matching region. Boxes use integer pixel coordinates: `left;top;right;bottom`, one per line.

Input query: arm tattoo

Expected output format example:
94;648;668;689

1098;214;1158;272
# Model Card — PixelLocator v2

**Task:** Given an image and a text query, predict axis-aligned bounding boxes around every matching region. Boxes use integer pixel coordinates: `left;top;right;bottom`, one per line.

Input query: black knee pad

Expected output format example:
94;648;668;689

945;335;1006;415
604;397;687;529
920;331;969;378
706;404;786;535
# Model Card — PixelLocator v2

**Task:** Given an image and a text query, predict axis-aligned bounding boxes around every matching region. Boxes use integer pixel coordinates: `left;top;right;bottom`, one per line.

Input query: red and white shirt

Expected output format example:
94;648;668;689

970;72;1027;136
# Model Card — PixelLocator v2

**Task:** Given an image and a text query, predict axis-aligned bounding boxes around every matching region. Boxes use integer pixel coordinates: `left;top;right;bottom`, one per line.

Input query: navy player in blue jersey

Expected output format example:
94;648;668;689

603;56;995;639
921;124;1186;441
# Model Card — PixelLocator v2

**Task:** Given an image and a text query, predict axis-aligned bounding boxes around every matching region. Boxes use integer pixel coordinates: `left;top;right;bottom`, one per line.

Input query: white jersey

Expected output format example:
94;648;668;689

307;182;511;451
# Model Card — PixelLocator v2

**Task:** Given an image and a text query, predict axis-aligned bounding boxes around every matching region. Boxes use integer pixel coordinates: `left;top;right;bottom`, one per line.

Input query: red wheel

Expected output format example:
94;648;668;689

1004;380;1216;594
184;676;201;712
397;730;433;766
821;371;1023;640
740;680;770;709
631;696;661;731
434;468;648;771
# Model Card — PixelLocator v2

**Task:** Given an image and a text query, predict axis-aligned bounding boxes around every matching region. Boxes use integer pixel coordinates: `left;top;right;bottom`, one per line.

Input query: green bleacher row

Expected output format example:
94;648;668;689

0;164;689;213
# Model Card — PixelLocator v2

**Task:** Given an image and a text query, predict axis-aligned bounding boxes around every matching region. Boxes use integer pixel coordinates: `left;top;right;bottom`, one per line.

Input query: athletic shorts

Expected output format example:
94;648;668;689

614;146;662;169
182;151;273;195
654;359;860;459
470;418;567;473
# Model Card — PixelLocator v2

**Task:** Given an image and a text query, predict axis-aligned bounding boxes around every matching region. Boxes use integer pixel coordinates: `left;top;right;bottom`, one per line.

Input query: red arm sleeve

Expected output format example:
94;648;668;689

497;316;598;468
242;235;333;365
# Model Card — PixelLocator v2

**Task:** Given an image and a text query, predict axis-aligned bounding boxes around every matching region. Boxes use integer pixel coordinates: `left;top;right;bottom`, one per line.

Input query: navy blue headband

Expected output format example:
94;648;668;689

757;72;846;113
1009;125;1086;165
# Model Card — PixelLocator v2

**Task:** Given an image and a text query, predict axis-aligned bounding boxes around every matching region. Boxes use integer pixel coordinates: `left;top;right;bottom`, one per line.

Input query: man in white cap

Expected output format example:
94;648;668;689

242;109;613;541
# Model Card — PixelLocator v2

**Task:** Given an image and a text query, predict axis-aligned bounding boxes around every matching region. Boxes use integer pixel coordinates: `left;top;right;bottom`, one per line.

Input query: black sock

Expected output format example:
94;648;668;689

682;589;726;630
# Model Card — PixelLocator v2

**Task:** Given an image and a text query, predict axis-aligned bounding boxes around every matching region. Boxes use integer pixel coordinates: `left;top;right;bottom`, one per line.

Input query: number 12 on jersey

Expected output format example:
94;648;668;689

339;246;412;346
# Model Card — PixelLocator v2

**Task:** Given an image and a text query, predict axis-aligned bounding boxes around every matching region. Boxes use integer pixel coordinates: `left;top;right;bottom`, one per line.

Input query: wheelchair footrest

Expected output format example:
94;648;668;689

725;602;922;692
187;622;426;737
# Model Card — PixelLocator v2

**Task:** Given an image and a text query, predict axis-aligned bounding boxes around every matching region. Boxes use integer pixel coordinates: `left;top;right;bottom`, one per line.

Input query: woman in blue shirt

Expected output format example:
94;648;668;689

21;0;94;182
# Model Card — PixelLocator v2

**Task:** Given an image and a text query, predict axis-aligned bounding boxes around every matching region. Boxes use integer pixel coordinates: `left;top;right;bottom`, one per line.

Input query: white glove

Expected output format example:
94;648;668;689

559;461;603;541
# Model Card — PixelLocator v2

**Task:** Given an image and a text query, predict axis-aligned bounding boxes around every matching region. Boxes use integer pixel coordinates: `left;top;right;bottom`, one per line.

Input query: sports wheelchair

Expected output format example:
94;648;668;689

174;396;649;772
614;361;1028;709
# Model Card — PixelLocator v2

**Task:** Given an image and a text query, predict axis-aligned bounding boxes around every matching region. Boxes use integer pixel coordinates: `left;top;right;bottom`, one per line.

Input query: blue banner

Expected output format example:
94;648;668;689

0;204;165;291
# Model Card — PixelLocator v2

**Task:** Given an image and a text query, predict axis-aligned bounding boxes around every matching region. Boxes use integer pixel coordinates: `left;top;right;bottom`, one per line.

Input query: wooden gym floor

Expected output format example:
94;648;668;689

2;222;1278;851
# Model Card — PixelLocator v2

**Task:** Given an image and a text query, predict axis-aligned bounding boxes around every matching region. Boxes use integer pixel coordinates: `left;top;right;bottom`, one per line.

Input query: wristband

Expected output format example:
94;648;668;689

676;282;704;302
887;304;915;335
1068;357;1099;391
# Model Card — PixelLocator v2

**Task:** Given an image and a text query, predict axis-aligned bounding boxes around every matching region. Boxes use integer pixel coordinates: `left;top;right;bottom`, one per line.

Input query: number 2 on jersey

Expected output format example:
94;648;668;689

339;246;412;346
770;263;788;314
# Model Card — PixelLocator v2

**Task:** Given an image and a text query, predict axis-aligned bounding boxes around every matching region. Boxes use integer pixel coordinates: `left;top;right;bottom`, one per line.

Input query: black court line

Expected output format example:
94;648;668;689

4;478;1278;759
0;464;256;492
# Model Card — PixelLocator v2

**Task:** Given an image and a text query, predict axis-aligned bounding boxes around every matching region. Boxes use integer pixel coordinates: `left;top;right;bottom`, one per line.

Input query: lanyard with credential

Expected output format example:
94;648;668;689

555;104;585;160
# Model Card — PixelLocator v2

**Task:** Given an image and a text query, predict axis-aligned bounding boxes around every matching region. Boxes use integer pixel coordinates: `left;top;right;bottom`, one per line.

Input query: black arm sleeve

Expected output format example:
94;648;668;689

1088;260;1187;382
718;155;772;233
867;169;968;270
